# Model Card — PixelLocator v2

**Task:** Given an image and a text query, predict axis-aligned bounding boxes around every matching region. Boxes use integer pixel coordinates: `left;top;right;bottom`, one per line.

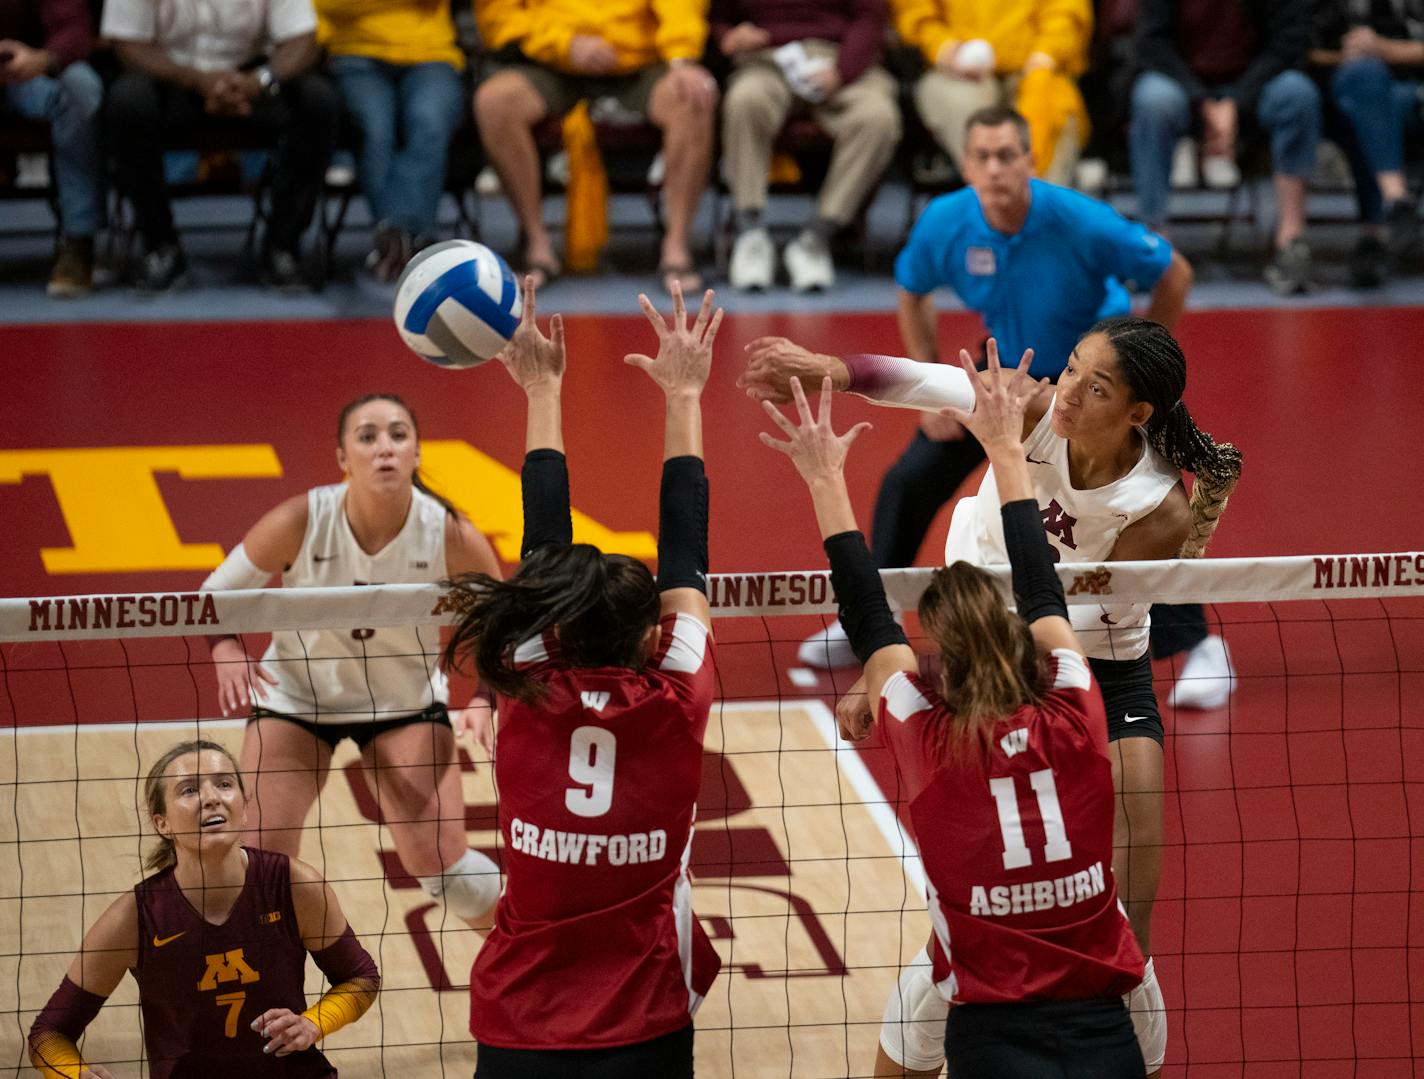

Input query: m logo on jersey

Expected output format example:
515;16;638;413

1067;568;1113;596
580;691;611;713
197;948;261;991
1040;500;1078;551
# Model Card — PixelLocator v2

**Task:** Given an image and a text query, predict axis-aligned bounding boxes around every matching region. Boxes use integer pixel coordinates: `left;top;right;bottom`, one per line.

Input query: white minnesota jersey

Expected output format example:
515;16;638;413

945;399;1181;660
260;484;449;723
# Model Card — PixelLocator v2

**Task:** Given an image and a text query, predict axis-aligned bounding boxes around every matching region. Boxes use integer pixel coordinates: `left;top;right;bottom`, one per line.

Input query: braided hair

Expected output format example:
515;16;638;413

1088;317;1243;558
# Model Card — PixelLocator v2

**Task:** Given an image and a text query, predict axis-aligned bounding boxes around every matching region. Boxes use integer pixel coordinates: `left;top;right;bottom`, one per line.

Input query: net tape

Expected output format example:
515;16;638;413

3;551;1422;642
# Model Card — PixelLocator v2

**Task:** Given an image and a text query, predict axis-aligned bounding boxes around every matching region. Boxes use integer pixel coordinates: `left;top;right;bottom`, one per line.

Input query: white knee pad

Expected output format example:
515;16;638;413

417;848;501;920
879;947;949;1073
1123;956;1167;1071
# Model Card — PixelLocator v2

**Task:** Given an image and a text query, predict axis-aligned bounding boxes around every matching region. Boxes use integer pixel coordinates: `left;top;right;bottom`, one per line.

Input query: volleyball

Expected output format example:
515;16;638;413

393;240;522;369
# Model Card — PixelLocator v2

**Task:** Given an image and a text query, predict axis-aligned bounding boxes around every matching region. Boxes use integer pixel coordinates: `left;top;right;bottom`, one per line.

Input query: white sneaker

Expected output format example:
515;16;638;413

1201;154;1241;190
1170;138;1198;189
797;622;859;670
730;226;776;290
784;229;835;292
1167;634;1237;711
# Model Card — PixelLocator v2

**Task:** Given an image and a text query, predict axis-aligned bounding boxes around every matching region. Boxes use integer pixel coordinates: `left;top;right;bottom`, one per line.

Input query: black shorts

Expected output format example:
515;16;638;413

474;1024;693;1079
248;702;451;752
945;997;1144;1078
1088;654;1163;746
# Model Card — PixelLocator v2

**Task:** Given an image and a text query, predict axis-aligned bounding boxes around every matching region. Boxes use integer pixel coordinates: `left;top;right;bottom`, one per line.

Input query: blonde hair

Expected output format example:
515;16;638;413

143;740;245;872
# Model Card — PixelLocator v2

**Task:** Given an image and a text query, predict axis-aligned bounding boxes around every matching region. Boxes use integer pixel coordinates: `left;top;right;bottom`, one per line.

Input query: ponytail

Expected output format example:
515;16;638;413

1089;317;1243;558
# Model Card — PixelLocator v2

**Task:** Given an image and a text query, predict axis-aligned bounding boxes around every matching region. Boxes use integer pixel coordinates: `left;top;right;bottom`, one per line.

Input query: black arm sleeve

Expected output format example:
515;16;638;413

824;531;909;665
1000;499;1068;624
656;455;709;593
520;449;572;559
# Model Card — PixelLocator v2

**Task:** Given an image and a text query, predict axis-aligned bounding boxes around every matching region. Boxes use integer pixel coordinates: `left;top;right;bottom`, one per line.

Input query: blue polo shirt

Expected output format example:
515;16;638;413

895;179;1174;379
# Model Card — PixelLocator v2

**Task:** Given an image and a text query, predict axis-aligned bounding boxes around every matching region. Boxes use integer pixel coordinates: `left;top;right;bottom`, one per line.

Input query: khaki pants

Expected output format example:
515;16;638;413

914;70;1082;185
721;40;901;225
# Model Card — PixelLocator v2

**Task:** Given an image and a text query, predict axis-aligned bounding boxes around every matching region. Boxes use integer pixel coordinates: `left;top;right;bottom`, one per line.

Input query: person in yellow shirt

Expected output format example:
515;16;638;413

473;0;717;293
892;0;1091;185
317;0;467;282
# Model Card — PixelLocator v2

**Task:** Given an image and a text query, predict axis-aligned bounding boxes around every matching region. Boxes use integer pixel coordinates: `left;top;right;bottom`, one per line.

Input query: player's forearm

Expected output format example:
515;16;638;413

523;382;563;454
895;289;939;363
662;391;702;461
841;352;976;412
808;475;859;540
1143;250;1192;330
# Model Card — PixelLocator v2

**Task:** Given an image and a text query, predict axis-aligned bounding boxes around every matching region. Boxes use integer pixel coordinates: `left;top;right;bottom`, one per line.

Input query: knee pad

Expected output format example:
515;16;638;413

879;947;949;1073
1123;956;1167;1071
418;848;501;920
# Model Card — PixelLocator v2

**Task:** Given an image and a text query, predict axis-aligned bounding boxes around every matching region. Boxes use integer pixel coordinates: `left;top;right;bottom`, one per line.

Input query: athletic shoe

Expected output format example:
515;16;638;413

797;621;859;670
1167;634;1236;711
365;224;411;284
262;247;310;294
784;229;835;292
1386;196;1419;260
1200;154;1241;190
1264;238;1311;296
1169;138;1198;189
46;235;93;298
729;226;776;291
133;243;187;295
1349;234;1387;289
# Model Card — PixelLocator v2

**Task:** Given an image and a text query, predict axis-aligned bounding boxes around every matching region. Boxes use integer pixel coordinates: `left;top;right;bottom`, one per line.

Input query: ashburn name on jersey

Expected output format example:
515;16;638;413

510;818;668;867
969;860;1107;918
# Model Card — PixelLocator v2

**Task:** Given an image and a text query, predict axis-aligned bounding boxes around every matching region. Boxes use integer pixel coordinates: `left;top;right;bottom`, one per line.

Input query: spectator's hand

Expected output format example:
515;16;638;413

0;40;48;83
664;60;718;114
919;411;967;441
1022;50;1056;74
721;22;771;56
251;1009;320;1056
804;67;842;99
202;71;253;116
1200;97;1237;157
496;275;566;391
739;336;844;403
625;282;722;397
569;34;619;75
212;638;277;715
835;674;872;741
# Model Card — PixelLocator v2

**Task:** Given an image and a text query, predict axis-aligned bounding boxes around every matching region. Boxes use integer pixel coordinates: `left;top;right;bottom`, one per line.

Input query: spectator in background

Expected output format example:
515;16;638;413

317;0;466;283
0;0;103;296
1311;0;1423;286
473;0;717;294
101;0;338;294
1130;0;1321;295
714;0;900;293
892;0;1093;186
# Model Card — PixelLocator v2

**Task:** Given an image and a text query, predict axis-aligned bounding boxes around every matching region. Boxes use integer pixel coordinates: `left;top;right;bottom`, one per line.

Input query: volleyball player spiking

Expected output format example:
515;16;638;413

760;354;1147;1077
29;740;378;1078
740;321;1242;1076
442;280;724;1076
199;391;505;930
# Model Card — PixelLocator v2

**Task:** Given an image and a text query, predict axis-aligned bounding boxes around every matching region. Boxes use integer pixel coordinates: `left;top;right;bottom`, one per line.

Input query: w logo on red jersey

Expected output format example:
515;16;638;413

580;690;611;713
1040;499;1078;552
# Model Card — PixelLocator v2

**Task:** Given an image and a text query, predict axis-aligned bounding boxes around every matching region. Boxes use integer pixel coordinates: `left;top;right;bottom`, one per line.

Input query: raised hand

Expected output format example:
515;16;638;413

738;336;844;404
624;281;723;397
942;338;1043;451
451;698;496;758
759;376;871;486
251;1008;320;1056
497;275;566;392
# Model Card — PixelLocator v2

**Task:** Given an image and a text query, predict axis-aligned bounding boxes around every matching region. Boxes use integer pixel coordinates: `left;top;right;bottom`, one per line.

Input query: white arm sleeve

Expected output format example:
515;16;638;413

843;353;977;413
200;543;273;591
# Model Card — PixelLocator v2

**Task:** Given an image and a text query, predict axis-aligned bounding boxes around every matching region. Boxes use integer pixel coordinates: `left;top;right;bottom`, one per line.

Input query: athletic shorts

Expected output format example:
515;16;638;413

474;1023;693;1079
945;997;1145;1078
248;702;451;752
490;61;667;122
1088;653;1164;746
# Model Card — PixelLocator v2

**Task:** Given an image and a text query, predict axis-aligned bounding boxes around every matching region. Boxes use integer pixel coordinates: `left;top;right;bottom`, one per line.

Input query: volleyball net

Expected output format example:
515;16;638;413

3;552;1423;1077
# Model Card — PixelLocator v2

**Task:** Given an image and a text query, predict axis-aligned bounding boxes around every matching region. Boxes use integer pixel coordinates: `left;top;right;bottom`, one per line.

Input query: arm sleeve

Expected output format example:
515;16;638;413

823;531;909;665
42;0;93;69
520;449;572;559
842;352;976;412
28;977;107;1079
1029;0;1092;73
836;0;888;84
1224;0;1309;107
652;0;710;63
656;456;709;593
302;927;380;1040
1000;499;1068;624
1134;0;1207;100
892;0;956;67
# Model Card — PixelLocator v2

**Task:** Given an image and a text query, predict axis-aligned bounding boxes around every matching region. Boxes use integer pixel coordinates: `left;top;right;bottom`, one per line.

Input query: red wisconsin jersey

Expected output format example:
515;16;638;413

470;612;722;1050
878;649;1144;1005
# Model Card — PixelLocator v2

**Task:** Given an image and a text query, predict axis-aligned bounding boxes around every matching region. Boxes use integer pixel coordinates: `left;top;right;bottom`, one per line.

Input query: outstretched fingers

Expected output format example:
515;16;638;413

520;274;537;327
701;303;724;347
637;292;668;337
670;278;687;331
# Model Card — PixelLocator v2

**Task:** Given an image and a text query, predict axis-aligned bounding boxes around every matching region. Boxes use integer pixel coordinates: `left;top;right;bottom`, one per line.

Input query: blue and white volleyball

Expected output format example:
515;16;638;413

393;240;521;369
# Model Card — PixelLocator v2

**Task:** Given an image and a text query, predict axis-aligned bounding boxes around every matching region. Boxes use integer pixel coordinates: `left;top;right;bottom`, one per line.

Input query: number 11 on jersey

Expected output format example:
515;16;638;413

989;768;1073;870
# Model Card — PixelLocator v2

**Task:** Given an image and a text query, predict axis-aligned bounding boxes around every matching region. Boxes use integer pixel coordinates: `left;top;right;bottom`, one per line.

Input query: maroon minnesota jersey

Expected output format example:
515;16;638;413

470;612;722;1050
133;846;335;1078
878;650;1144;1005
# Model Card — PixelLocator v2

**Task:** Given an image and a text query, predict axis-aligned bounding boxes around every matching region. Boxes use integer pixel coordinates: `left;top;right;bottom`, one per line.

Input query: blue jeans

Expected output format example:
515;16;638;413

2;61;104;236
328;55;464;237
1329;57;1423;222
1129;68;1322;228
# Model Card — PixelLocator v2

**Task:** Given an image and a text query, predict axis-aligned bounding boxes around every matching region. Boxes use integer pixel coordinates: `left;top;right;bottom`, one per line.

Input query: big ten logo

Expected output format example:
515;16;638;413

1067;567;1113;596
341;747;846;990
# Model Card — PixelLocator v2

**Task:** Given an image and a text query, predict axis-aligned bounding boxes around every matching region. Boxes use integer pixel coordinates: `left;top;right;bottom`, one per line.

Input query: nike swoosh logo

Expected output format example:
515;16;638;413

312;553;336;562
153;932;186;947
1123;714;1147;723
1025;455;1050;465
